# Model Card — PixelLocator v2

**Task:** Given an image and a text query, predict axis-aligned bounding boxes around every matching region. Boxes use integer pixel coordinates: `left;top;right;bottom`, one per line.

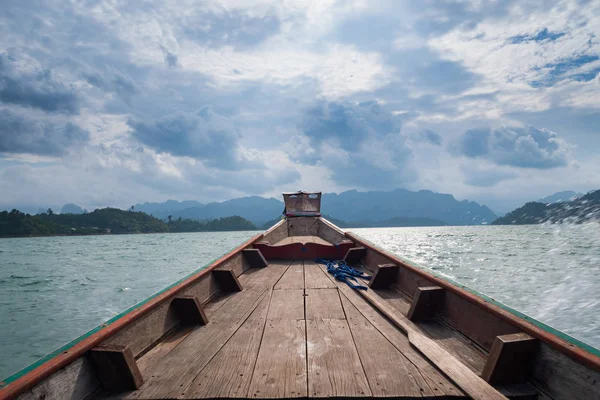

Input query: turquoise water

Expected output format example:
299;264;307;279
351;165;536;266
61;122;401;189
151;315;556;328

0;231;257;379
1;225;599;379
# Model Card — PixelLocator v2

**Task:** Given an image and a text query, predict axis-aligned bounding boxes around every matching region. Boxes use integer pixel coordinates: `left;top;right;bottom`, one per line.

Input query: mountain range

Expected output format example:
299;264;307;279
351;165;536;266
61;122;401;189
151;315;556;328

493;189;599;225
131;189;497;226
537;191;583;204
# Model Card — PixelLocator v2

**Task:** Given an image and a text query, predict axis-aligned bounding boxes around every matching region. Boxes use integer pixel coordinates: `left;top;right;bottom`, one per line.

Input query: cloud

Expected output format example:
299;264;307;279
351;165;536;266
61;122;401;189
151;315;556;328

0;108;89;156
455;126;570;169
508;28;566;44
128;106;246;169
0;54;80;114
182;10;281;49
84;71;139;98
461;164;518;187
414;129;442;146
296;100;416;188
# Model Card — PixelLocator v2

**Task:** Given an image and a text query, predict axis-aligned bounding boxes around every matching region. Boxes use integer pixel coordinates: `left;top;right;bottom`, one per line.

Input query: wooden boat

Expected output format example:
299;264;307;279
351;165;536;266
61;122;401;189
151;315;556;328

1;191;599;400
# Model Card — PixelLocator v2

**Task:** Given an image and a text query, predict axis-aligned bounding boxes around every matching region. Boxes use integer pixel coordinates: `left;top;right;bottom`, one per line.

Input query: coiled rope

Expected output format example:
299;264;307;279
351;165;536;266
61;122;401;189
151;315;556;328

316;259;371;290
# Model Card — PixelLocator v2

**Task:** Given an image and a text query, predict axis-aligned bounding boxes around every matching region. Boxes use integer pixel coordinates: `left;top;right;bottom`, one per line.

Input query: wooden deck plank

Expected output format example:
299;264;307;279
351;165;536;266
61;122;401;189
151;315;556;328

183;294;271;398
316;263;463;397
340;295;430;398
359;289;507;400
381;288;488;375
304;261;336;289
247;320;307;398
305;289;345;320
126;264;290;399
306;318;372;398
274;261;304;290
136;326;194;378
267;289;305;320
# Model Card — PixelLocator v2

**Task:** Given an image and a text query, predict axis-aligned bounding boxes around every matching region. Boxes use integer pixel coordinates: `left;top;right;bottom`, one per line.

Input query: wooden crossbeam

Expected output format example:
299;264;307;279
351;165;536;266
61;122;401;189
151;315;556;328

213;269;243;292
172;295;209;326
243;248;268;268
407;286;444;322
368;263;399;289
482;333;538;385
90;345;143;391
343;246;366;265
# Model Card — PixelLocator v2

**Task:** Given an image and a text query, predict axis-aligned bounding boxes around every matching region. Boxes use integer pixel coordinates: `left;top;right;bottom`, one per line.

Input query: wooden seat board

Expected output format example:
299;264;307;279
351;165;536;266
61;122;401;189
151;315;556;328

305;288;345;320
379;287;488;375
274;261;304;290
304;261;336;289
125;264;290;399
183;295;271;399
306;318;372;398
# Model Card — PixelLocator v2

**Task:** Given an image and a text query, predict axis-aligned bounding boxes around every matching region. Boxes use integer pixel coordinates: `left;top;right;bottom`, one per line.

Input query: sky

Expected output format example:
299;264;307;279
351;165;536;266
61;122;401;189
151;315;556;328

1;0;599;214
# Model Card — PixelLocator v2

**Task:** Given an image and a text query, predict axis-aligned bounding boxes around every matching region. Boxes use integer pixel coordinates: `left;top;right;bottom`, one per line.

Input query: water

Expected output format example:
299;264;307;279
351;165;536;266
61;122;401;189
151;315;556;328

0;231;257;379
1;225;599;379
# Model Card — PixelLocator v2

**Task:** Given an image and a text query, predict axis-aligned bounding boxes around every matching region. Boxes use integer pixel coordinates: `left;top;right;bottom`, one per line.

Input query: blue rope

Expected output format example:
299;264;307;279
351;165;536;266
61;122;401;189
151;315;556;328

316;259;371;290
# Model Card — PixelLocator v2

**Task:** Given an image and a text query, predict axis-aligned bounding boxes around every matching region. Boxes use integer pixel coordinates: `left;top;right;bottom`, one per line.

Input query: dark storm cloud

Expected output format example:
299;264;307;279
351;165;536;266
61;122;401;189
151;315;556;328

128;106;243;169
0;108;89;156
455;126;569;169
298;100;416;189
0;54;80;114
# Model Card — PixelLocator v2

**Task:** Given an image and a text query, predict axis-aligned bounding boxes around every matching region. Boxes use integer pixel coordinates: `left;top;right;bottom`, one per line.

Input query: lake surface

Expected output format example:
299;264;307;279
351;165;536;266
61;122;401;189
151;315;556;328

1;225;599;379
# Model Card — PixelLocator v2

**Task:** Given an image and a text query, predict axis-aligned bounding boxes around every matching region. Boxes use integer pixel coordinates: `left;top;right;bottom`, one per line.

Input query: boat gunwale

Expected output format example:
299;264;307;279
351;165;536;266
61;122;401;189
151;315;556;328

0;226;277;400
343;228;600;371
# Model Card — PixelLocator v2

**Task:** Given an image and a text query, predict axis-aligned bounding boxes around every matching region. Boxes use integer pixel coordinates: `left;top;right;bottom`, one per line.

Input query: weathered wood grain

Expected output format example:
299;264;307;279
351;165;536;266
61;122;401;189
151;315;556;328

261;219;287;245
127;265;289;399
171;296;208;326
90;345;143;391
340;295;427;398
104;274;219;358
532;342;600;400
213;269;243;292
274;261;304;290
316;218;347;244
305;289;345;320
369;264;399;289
482;333;538;385
136;327;194;378
15;358;99;400
380;287;488;375
248;320;307;398
267;289;304;320
407;286;444;321
242;249;268;268
316;263;462;397
306;318;371;398
358;289;508;400
184;294;271;399
287;217;319;237
304;261;336;289
343;247;366;265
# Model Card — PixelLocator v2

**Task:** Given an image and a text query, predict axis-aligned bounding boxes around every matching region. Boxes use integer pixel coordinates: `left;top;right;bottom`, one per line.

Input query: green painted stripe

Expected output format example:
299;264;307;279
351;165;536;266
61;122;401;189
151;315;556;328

1;237;256;384
350;231;600;357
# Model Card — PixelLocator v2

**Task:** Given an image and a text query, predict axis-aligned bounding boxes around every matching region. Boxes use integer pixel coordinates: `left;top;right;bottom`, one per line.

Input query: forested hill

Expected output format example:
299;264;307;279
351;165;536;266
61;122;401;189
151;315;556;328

0;209;259;237
493;189;600;225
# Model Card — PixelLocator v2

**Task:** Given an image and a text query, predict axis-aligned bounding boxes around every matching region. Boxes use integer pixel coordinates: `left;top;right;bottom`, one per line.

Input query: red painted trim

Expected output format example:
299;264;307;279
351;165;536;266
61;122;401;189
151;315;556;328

254;242;354;260
345;231;600;371
0;234;264;400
